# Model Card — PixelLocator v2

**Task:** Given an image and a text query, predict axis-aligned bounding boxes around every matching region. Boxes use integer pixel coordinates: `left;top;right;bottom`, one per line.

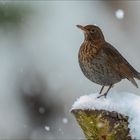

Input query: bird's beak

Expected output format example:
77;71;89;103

76;25;88;32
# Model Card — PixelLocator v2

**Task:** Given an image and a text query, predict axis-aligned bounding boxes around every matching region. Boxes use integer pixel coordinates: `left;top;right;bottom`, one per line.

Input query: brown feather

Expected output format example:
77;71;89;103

102;42;139;88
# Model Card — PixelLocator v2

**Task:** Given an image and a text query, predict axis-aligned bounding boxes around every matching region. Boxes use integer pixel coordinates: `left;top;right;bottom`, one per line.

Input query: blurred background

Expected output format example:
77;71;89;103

0;1;140;139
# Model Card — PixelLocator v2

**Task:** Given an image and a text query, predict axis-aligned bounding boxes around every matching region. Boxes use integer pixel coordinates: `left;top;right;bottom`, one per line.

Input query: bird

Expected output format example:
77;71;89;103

77;24;140;98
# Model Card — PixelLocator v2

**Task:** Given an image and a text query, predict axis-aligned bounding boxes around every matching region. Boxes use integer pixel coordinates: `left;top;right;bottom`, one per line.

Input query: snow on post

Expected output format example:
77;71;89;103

71;92;140;140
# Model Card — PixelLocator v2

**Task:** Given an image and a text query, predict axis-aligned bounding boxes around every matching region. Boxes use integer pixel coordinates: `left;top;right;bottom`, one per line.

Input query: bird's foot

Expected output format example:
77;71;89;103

97;92;108;98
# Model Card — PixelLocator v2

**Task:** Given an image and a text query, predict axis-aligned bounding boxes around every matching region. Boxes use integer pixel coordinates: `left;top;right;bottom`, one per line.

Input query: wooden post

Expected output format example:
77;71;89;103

71;109;132;140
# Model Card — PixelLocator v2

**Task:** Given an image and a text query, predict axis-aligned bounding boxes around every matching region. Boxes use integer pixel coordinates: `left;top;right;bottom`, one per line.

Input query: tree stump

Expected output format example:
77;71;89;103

71;109;132;140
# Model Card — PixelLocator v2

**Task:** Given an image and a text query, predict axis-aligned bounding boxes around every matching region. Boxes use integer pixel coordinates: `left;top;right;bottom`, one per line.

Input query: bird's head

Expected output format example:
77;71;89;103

76;24;105;42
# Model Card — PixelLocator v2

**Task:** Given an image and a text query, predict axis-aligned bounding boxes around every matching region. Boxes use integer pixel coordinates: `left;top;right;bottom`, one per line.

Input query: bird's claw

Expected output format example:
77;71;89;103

97;92;108;98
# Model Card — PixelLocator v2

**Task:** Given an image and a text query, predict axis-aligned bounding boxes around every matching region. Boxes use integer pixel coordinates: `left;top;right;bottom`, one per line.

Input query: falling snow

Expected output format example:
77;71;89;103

39;107;45;114
45;126;50;131
115;9;124;19
97;122;104;128
62;118;68;124
58;128;64;135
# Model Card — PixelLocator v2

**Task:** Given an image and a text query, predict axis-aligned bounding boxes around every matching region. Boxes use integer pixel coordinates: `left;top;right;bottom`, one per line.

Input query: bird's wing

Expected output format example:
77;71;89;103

101;42;138;88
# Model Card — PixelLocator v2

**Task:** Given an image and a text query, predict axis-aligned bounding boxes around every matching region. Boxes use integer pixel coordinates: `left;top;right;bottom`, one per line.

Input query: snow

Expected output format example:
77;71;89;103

71;92;140;139
97;122;104;128
44;126;50;131
62;118;68;124
115;9;124;19
58;128;64;135
39;107;45;114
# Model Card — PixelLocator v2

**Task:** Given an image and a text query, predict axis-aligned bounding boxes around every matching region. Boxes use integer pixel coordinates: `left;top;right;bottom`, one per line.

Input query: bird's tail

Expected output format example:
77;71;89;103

129;77;138;88
128;72;140;88
135;72;140;80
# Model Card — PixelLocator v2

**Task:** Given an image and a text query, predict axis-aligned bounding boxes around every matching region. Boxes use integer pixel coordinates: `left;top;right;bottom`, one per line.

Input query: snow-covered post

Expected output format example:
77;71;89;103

71;92;140;139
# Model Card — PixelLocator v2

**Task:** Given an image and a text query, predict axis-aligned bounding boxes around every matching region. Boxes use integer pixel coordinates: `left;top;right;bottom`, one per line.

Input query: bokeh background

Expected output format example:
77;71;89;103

0;1;140;139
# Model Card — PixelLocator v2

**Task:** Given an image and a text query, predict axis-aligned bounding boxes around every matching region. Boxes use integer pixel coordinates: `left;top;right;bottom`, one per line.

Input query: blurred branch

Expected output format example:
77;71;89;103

0;3;32;26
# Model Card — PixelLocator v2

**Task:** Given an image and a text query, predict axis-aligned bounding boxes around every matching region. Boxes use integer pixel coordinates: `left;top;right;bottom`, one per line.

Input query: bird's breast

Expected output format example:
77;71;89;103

78;43;122;85
78;42;99;63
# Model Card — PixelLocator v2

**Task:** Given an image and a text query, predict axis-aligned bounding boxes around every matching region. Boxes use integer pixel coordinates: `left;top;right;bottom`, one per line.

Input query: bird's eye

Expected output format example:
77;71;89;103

91;29;95;33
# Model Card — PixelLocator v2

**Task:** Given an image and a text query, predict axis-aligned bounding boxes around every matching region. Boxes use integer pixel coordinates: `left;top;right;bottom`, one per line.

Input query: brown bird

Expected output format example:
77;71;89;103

77;24;140;98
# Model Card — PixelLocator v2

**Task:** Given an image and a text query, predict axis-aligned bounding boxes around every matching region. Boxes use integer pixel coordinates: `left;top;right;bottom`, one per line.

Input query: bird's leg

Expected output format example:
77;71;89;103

97;85;113;98
104;85;113;98
99;86;104;94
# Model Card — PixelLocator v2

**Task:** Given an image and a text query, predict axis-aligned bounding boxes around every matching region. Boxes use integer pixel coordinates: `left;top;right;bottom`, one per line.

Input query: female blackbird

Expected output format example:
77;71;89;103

77;24;140;98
